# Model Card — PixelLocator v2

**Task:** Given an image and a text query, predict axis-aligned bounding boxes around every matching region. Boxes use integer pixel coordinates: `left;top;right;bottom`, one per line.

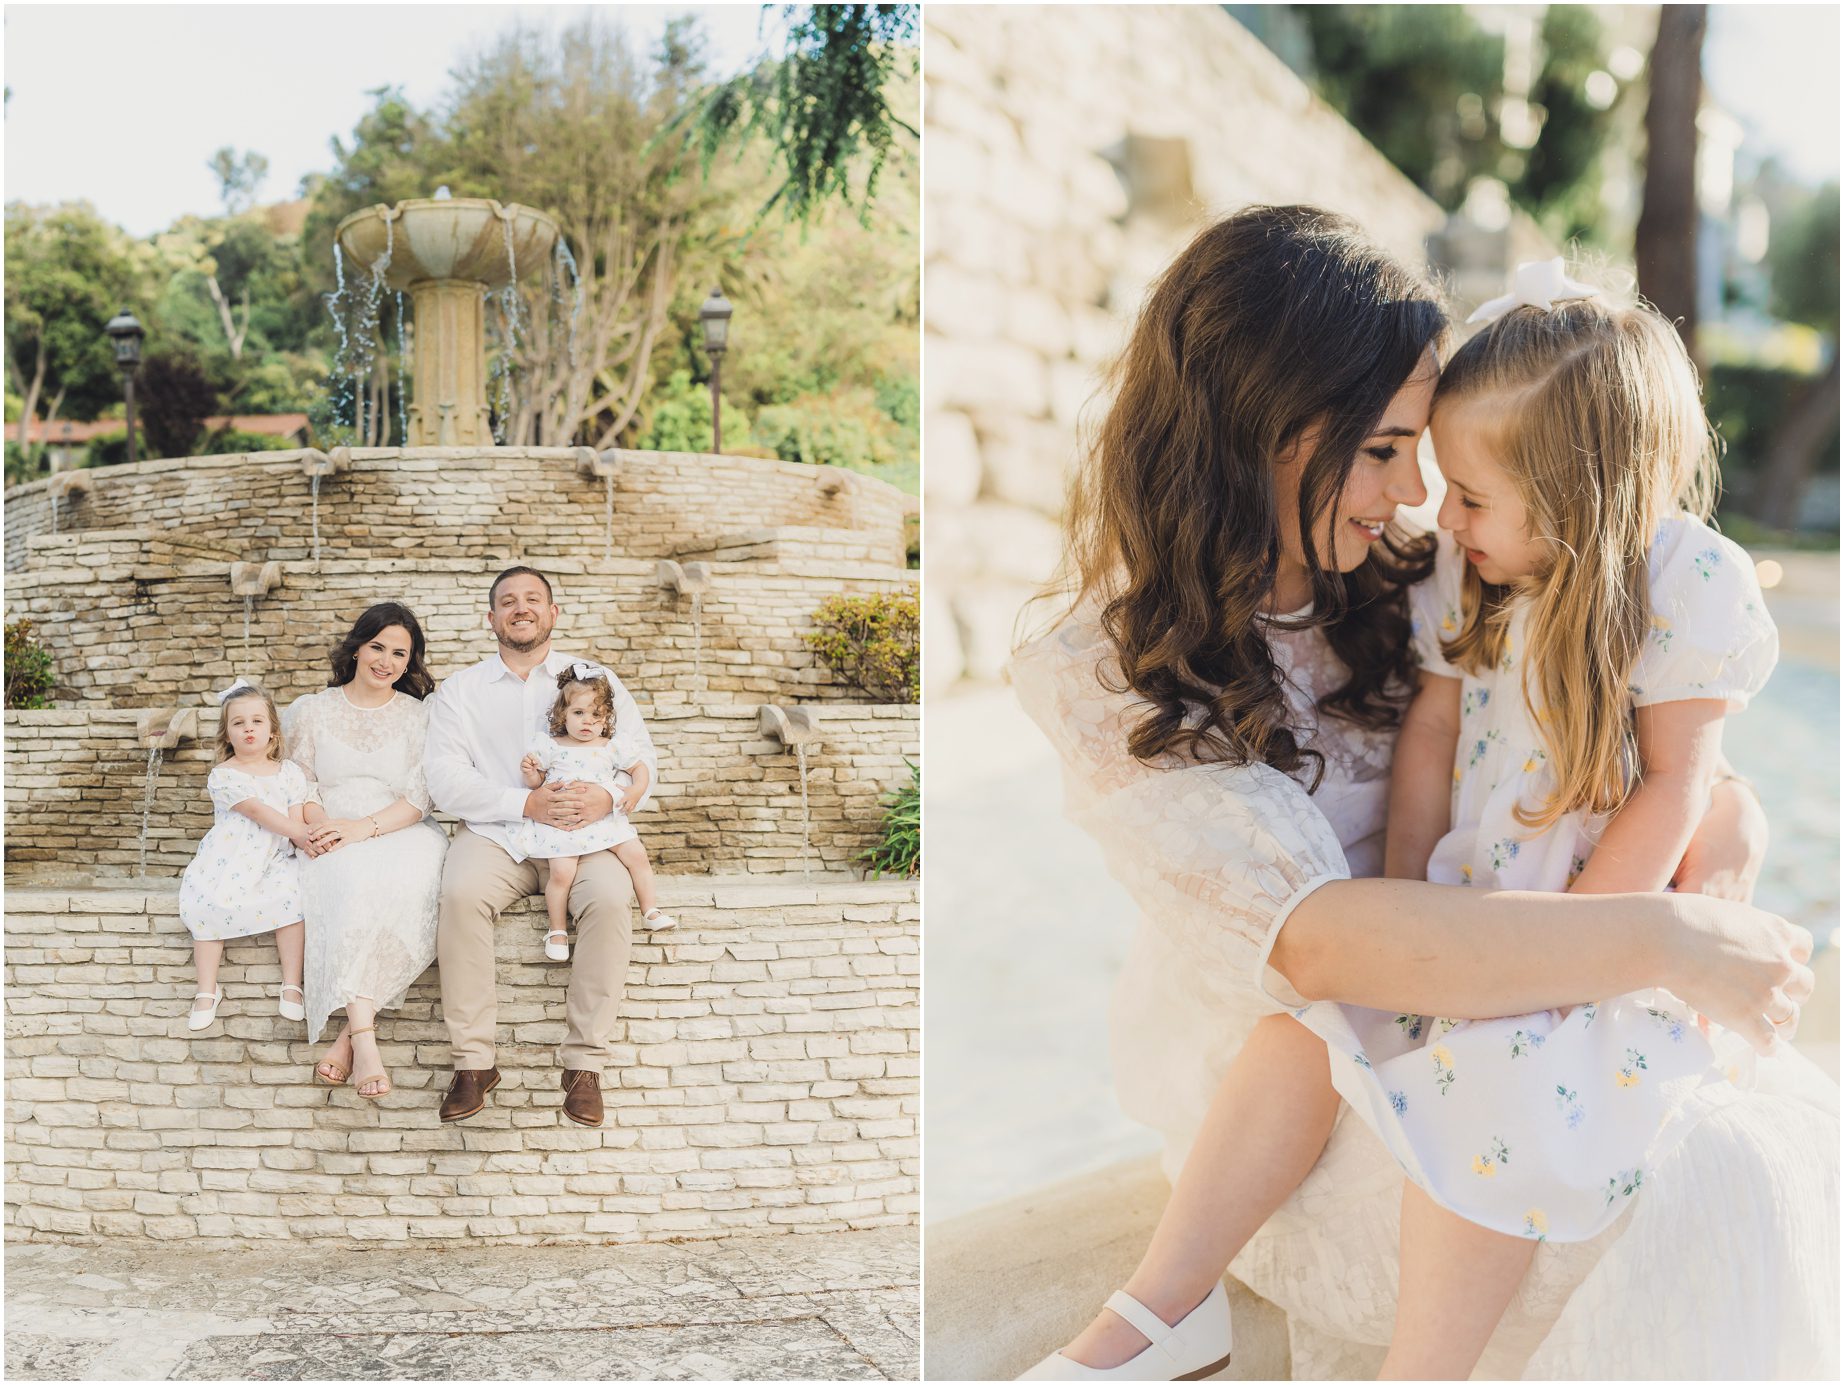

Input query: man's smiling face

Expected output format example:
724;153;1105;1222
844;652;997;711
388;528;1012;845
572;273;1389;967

488;572;558;654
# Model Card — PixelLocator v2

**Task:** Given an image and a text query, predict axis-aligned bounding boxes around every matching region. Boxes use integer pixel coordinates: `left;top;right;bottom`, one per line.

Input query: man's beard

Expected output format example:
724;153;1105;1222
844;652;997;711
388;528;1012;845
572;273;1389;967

497;622;551;653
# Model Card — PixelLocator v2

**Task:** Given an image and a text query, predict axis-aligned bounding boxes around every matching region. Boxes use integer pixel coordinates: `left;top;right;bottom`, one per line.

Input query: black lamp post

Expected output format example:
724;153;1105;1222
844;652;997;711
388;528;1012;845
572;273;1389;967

104;308;146;466
698;287;733;454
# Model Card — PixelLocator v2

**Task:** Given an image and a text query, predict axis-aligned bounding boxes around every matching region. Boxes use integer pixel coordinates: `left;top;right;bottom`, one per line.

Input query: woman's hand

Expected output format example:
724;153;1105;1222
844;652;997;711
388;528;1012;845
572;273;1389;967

1665;893;1814;1054
1672;778;1768;901
306;818;377;855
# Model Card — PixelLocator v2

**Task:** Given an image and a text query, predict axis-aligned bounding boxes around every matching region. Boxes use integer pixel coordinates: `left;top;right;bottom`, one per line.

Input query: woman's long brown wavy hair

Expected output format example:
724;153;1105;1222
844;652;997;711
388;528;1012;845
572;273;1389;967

327;602;435;700
1062;206;1449;784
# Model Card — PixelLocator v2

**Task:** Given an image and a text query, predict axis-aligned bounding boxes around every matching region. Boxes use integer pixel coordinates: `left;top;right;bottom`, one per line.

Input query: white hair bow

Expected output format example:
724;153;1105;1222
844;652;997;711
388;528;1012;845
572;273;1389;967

1466;258;1599;325
569;661;612;683
216;678;257;705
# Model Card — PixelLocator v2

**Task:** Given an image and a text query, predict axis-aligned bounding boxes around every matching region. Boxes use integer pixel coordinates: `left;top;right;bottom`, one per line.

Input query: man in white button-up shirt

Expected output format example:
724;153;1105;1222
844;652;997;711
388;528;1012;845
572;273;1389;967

424;566;655;1127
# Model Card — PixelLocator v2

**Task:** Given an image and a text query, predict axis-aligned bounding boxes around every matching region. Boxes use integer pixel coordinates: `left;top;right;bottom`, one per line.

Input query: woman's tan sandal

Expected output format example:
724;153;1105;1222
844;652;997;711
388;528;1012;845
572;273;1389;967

348;1025;393;1101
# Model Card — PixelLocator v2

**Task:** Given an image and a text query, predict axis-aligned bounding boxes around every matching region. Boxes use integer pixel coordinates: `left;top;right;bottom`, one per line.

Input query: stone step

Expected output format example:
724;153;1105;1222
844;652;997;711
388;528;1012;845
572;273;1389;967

5;542;916;709
3;447;909;574
4;704;918;880
3;877;919;1247
677;526;899;566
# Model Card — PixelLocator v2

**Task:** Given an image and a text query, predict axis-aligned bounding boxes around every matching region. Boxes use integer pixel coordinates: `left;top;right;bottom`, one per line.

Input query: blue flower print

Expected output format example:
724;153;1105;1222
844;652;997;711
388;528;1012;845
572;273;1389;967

1508;1028;1546;1058
1566;854;1587;888
1468;738;1490;768
1489;838;1522;872
1353;1052;1372;1071
1556;1084;1586;1129
1693;547;1721;581
1389;1090;1408;1117
1604;1167;1646;1205
1645;1007;1687;1043
1395;1013;1424;1041
1649;614;1674;652
1463;688;1492;718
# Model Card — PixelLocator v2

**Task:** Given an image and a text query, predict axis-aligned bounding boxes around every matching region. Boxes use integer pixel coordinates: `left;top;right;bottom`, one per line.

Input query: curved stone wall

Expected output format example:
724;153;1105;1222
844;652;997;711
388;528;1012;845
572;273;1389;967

4;447;910;573
6;543;917;709
5;705;916;879
5;881;919;1245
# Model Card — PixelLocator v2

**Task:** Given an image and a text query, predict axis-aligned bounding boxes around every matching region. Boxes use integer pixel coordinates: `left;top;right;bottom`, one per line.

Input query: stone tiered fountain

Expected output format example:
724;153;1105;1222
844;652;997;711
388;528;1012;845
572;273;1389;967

2;195;920;1250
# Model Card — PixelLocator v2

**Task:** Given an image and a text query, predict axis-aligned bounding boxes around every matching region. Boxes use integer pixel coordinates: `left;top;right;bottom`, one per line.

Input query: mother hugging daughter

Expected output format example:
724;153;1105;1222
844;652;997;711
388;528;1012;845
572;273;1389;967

1011;207;1836;1379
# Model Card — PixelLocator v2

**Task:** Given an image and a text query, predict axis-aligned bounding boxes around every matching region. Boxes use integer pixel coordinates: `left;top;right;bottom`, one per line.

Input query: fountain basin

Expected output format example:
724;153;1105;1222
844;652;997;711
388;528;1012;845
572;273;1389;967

334;198;560;291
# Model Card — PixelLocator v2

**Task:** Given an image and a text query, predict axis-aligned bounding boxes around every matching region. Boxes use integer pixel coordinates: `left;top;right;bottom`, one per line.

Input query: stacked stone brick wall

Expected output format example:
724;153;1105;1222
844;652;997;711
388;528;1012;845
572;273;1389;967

923;7;1550;689
4;706;916;879
6;544;917;709
4;447;909;574
4;881;919;1245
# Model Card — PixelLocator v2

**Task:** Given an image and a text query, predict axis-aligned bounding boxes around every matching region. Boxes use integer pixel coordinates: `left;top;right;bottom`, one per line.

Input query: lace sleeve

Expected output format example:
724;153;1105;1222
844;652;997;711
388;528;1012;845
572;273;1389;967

402;696;434;814
282;693;324;806
1010;612;1350;1009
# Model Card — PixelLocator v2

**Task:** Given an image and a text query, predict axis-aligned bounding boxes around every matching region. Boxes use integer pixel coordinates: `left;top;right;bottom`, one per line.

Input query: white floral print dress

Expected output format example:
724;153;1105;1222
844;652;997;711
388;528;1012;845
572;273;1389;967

1010;582;1835;1378
1304;514;1779;1243
177;760;308;941
510;736;641;859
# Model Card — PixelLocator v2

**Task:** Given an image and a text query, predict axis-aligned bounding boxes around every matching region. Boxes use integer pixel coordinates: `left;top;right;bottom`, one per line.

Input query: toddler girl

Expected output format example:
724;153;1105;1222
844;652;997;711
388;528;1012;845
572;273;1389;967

177;679;315;1032
515;662;675;959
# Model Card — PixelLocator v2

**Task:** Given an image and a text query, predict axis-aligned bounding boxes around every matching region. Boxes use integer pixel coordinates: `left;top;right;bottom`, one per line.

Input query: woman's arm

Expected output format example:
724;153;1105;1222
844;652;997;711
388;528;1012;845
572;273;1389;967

305;798;425;854
1271;877;1812;1052
1571;700;1725;894
1384;673;1460;880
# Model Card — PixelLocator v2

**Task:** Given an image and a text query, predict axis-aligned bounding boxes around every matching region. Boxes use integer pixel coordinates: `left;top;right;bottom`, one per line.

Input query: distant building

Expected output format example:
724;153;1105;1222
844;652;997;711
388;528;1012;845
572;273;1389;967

5;413;312;475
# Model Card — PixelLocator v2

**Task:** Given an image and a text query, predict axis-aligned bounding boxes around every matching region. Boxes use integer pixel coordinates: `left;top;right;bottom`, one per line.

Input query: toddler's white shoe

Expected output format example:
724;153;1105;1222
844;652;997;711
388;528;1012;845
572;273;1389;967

1018;1282;1232;1381
545;929;570;962
188;988;223;1033
642;908;678;932
277;984;306;1022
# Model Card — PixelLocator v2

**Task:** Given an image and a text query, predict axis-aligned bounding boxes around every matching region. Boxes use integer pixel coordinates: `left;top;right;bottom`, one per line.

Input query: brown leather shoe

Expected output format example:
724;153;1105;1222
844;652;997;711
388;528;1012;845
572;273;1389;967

560;1069;603;1127
439;1067;500;1123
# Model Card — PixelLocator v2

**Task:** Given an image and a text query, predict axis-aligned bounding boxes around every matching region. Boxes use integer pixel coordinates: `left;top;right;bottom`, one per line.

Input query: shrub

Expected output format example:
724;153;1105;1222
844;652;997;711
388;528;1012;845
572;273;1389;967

804;592;919;703
138;351;221;459
639;368;752;454
860;760;919;879
5;619;55;708
202;427;300;455
84;429;138;469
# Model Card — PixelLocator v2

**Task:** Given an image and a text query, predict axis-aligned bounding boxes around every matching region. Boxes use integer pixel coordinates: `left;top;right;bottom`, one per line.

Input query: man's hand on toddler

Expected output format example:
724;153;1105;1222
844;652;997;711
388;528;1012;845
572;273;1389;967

526;780;615;831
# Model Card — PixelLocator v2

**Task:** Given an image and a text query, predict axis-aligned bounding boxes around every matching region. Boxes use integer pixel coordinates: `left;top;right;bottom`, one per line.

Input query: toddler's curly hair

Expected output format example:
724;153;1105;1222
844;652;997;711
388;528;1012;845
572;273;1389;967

547;670;616;739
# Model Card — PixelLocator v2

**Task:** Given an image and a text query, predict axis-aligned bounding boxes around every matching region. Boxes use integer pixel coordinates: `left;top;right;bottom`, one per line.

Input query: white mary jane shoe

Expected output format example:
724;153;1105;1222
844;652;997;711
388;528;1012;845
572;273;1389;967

642;908;678;932
277;984;306;1022
1019;1282;1233;1381
187;989;223;1033
545;930;571;962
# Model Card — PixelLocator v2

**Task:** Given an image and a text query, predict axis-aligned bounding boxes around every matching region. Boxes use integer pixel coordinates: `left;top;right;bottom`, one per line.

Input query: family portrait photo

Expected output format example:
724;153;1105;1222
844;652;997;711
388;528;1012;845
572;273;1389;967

4;4;919;1380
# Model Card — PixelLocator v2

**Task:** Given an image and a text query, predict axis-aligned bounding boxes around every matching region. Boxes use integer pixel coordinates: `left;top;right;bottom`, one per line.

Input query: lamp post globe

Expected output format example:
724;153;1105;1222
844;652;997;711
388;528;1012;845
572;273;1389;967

698;288;733;454
104;308;146;466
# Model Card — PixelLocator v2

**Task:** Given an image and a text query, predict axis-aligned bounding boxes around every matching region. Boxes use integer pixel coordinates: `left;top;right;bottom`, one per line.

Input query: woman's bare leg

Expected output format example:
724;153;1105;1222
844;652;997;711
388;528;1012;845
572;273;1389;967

1376;1183;1536;1380
1062;1013;1341;1368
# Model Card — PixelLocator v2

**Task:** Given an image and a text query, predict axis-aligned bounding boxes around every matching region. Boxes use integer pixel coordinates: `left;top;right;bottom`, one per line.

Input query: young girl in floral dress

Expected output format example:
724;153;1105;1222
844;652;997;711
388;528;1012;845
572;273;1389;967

177;680;314;1033
515;662;675;960
1024;262;1781;1381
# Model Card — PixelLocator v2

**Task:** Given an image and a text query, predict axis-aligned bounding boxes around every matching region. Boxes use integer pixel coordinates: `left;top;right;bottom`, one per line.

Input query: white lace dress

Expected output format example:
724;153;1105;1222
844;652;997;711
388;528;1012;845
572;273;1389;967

285;687;447;1042
1010;605;1839;1379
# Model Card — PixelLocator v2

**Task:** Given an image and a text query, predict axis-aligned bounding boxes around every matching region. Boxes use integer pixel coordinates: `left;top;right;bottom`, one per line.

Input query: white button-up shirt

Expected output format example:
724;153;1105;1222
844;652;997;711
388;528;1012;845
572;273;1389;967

423;647;658;862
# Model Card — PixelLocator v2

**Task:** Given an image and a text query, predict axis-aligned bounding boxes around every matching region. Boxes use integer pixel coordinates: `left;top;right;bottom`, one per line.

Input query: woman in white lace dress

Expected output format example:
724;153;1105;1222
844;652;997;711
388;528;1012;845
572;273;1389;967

287;603;448;1100
1011;208;1835;1379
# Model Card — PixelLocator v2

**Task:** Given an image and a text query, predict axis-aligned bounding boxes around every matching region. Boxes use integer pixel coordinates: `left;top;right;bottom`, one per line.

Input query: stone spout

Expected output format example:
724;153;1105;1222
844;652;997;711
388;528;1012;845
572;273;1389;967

759;705;824;749
577;448;622;480
656;559;713;598
136;708;198;750
229;561;283;598
48;471;93;503
815;469;852;499
301;448;351;478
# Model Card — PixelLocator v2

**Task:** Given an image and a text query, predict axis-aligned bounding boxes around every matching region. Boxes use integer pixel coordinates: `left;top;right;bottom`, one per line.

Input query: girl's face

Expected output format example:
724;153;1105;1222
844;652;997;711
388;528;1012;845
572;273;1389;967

562;688;608;742
1275;353;1438;595
224;697;274;758
352;624;413;694
1429;398;1550;584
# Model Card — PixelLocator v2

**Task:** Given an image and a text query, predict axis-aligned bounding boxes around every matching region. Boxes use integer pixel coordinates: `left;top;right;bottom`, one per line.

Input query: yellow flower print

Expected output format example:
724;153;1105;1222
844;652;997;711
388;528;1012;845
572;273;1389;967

1460;864;1473;884
1615;1047;1649;1088
1472;1155;1497;1176
1431;1044;1456;1095
1453;766;1463;785
1615;1070;1640;1088
1523;1208;1548;1239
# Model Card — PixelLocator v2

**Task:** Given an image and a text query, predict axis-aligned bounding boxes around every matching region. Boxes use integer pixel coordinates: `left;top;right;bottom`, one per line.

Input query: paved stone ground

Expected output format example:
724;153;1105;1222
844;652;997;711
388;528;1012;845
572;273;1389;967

3;1227;917;1381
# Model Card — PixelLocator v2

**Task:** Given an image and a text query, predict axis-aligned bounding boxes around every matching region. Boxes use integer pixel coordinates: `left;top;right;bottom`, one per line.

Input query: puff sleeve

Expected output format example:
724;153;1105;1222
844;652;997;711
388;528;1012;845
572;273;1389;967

1009;611;1351;1011
1631;516;1779;710
1407;538;1466;679
206;765;251;813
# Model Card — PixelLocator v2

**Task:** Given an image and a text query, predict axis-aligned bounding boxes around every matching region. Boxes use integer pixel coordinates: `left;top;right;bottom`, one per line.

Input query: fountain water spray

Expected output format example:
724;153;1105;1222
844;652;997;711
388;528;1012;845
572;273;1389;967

309;472;322;563
794;742;812;880
758;705;823;880
658;560;715;685
138;745;162;875
135;708;198;874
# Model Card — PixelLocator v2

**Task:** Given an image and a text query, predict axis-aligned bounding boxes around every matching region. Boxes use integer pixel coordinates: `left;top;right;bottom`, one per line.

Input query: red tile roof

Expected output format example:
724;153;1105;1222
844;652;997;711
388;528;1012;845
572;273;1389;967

5;414;309;444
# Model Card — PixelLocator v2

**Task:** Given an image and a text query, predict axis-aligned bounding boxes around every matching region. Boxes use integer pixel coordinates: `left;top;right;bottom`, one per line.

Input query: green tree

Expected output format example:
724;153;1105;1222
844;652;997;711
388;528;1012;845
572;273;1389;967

4;203;149;467
137;351;220;460
208;147;270;216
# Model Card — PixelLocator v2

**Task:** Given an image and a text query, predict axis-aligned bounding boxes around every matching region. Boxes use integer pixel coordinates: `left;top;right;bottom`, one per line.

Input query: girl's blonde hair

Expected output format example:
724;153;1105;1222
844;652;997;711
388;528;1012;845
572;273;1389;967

547;671;615;740
215;686;286;764
1432;293;1719;830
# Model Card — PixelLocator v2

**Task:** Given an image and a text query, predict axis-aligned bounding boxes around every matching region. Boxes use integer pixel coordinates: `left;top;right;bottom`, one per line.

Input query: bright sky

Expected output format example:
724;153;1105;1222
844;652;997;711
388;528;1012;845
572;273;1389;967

1705;4;1839;184
3;4;773;236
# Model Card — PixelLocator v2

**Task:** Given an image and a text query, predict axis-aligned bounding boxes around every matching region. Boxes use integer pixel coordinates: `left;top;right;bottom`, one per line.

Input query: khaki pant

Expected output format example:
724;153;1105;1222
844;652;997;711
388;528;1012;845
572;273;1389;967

437;826;635;1073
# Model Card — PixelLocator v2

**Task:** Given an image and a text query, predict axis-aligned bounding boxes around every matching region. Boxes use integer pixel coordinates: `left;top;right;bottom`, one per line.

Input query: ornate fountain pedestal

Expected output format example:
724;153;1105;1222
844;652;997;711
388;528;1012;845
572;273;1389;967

334;197;560;446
